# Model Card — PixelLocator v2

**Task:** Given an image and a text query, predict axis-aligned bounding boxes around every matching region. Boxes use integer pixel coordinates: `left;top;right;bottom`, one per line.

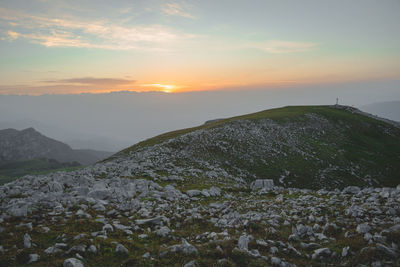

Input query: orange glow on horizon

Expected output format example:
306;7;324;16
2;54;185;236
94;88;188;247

141;83;177;93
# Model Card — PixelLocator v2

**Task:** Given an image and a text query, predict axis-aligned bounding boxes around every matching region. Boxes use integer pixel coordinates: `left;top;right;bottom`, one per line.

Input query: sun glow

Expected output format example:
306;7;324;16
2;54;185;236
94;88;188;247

141;83;176;93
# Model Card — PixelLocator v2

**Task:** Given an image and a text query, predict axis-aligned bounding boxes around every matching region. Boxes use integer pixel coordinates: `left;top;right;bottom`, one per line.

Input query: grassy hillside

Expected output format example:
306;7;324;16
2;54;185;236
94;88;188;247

114;105;400;189
0;158;81;185
119;105;397;154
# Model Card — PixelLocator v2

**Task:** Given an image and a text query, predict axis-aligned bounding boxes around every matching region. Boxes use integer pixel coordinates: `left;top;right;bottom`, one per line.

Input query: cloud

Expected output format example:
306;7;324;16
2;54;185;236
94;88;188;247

6;30;20;40
0;7;193;51
162;3;195;19
44;77;136;85
0;76;140;95
251;40;319;54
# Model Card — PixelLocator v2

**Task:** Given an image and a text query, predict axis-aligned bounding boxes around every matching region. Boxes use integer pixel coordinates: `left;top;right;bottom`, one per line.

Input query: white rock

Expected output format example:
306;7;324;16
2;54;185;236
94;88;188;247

201;189;210;197
115;244;129;254
376;243;398;258
88;245;97;254
312;247;331;259
63;258;84;267
342;186;360;194
238;234;253;251
208;186;221;196
186;190;202;197
142;252;150;258
24;233;32;248
28;254;39;263
169;238;198;255
356;223;371;234
271;256;281;265
250;179;274;190
342;246;349;257
102;224;114;232
136;216;164;226
184;260;197;267
48;182;63;192
156;226;171;237
9;206;28;217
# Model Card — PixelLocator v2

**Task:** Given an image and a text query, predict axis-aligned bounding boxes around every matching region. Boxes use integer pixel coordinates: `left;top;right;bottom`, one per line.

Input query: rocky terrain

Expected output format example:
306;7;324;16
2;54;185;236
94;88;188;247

0;105;399;266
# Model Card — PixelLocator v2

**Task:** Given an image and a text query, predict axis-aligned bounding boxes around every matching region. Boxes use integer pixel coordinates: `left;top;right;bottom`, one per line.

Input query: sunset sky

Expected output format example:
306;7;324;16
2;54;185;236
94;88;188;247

0;0;399;95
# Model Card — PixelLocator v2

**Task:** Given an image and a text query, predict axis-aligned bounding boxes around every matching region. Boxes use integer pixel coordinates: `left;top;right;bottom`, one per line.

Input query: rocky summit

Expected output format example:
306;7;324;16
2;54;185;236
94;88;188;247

0;105;399;266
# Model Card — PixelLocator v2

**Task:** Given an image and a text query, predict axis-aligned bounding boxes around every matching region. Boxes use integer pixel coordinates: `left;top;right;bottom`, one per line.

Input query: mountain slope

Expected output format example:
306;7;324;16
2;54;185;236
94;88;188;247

109;105;400;189
1;105;400;266
0;128;113;165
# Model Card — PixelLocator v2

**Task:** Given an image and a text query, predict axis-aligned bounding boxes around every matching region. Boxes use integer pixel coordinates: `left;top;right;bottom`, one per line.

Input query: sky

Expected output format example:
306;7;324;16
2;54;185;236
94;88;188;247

0;0;399;94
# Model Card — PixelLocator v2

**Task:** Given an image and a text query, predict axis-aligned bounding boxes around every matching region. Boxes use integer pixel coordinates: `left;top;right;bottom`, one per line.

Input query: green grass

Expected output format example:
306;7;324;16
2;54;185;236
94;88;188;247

116;105;398;156
0;158;83;185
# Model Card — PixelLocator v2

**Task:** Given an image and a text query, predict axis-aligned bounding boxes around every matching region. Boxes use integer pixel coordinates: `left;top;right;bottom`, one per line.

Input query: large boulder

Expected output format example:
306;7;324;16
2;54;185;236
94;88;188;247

168;238;198;255
87;189;111;200
342;186;360;194
186;190;202;197
250;179;274;190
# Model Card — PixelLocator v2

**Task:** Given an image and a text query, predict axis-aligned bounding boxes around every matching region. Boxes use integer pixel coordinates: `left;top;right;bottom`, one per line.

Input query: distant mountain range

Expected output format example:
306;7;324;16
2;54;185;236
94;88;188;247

0;127;113;165
0;119;126;152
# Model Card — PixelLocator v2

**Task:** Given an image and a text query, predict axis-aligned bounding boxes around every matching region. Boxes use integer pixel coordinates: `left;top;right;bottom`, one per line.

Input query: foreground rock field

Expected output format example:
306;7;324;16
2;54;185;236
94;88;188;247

0;167;399;266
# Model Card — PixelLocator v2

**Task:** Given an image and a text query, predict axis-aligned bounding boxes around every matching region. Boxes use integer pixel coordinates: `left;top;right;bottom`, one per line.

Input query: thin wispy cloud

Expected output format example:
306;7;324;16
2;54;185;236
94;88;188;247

0;7;317;55
162;2;195;19
0;7;192;51
44;77;136;85
6;30;20;41
0;77;138;95
250;40;319;54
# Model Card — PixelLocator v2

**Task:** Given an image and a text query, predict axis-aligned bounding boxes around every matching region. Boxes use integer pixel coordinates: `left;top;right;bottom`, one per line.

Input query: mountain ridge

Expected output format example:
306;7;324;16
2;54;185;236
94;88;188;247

0;127;112;165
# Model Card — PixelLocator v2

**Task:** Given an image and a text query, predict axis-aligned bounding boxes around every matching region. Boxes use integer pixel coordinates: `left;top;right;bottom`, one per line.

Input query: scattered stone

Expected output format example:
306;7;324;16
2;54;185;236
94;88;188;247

376;243;398;258
342;246;349;257
136;216;164;226
63;258;84;267
312;248;331;259
169;238;198;255
44;246;62;254
271;256;281;266
342;186;361;194
184;260;197;267
156;226;171;237
142;252;150;258
250;179;274;190
28;254;39;263
115;244;129;255
88;245;97;254
356;223;371;234
102;224;114;232
186;190;202;197
23;233;32;248
238;234;253;251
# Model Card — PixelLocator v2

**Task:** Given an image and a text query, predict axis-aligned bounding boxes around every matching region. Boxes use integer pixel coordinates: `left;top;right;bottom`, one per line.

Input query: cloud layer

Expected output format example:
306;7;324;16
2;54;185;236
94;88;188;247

0;7;190;51
0;77;138;95
162;2;196;19
0;6;318;54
